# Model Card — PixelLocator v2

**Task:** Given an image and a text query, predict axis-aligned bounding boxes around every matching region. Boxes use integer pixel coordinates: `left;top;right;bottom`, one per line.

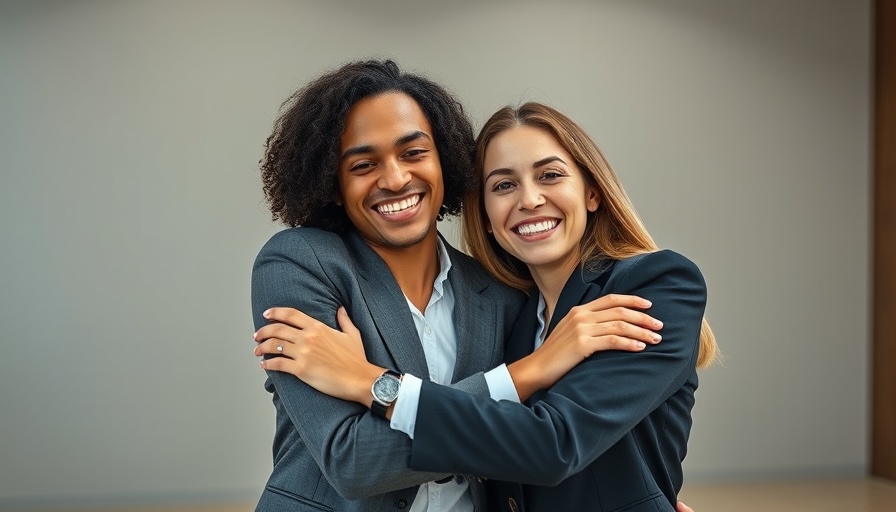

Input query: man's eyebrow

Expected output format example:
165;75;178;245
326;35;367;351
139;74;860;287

341;144;375;161
533;155;567;168
340;131;431;162
395;130;431;147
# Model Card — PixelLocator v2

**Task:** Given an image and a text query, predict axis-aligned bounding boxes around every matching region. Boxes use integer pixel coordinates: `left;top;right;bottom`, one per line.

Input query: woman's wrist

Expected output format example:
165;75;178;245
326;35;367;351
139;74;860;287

507;354;545;402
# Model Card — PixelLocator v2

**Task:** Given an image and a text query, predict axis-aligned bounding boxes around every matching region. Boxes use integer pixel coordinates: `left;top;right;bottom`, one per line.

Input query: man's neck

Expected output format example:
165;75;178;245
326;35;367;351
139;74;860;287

368;230;440;313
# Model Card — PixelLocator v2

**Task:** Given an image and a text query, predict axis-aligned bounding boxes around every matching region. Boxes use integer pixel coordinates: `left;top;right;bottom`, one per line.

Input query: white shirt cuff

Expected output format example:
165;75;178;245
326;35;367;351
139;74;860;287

389;373;422;439
484;364;521;403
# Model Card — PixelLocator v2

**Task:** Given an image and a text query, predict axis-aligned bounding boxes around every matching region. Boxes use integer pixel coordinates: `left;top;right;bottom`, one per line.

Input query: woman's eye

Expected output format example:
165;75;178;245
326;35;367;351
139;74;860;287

404;149;427;159
542;171;564;180
492;181;514;192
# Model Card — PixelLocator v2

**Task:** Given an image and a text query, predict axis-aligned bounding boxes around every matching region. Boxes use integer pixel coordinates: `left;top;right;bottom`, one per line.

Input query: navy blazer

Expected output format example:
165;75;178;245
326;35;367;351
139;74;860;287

409;250;707;512
251;228;524;511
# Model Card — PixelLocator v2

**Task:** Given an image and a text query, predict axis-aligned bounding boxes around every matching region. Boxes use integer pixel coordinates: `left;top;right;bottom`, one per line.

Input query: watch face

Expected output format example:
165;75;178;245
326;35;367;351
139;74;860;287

374;374;401;403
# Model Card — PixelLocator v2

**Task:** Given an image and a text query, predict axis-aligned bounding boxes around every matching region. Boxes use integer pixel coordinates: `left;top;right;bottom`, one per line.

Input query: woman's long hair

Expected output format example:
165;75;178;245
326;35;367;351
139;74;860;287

462;102;717;367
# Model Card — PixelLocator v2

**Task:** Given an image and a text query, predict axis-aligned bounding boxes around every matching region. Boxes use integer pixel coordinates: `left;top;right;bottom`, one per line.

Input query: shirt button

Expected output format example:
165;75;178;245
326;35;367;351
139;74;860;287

508;497;519;512
394;497;408;508
424;325;432;335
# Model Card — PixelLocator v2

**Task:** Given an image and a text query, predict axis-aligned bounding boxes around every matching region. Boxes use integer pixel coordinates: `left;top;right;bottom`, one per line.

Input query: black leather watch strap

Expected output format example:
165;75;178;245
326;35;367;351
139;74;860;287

370;370;401;418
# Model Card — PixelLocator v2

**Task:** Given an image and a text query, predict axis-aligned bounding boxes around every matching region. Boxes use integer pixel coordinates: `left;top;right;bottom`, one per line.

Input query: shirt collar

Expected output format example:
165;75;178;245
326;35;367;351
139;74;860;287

534;293;547;349
432;236;453;299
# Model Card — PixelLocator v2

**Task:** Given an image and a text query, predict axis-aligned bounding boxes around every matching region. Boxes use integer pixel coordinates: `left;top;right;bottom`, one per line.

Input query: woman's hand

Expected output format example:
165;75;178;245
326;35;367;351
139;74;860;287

508;294;663;400
254;307;384;406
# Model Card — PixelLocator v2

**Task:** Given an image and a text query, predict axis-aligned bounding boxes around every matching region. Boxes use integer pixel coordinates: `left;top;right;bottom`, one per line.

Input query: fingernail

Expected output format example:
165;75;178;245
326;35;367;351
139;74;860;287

263;309;271;318
653;320;663;329
652;333;662;342
253;331;258;341
259;360;266;369
253;346;259;356
637;342;646;349
641;299;652;307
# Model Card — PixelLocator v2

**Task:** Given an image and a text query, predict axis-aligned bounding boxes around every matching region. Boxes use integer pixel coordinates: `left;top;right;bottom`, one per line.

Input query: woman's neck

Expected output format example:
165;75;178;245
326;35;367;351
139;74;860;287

529;256;580;327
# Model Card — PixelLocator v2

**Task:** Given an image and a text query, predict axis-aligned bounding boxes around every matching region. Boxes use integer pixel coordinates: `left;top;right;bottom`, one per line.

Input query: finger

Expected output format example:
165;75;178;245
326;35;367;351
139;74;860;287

254;321;307;344
259;355;300;374
254;338;294;358
588;335;647;354
676;501;694;512
580;294;652;312
581;306;663;331
594;320;662;344
609;307;663;330
262;307;316;328
336;307;361;339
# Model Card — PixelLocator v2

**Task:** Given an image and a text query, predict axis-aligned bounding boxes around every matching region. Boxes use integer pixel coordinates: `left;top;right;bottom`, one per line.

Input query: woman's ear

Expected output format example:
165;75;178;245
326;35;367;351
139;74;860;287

334;194;343;206
587;187;600;212
486;220;493;233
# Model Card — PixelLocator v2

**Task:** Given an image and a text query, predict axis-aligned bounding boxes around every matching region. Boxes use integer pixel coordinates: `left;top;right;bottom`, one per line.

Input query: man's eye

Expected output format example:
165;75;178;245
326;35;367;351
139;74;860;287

350;162;374;172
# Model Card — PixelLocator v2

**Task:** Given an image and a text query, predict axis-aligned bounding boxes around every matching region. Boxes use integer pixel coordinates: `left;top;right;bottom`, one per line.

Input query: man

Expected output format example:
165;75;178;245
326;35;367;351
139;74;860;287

251;59;525;511
251;59;694;512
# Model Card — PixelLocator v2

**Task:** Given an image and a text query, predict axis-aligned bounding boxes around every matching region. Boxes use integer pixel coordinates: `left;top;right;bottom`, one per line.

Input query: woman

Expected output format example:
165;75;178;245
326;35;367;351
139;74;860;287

258;102;716;511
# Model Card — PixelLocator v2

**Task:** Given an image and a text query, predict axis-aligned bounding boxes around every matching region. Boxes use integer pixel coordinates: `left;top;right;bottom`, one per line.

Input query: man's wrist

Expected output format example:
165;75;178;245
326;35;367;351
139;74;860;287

370;369;402;418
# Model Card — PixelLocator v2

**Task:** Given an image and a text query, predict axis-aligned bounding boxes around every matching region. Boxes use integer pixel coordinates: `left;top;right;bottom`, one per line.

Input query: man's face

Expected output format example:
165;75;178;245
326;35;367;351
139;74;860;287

336;91;444;251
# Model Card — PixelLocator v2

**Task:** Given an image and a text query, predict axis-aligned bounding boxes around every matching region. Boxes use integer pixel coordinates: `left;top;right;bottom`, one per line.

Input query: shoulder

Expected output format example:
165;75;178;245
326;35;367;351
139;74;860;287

605;249;705;290
256;227;348;261
616;249;700;274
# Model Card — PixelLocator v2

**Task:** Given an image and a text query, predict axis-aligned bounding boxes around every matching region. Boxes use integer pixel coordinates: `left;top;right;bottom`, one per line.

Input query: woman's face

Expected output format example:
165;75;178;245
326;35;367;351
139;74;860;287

481;125;599;276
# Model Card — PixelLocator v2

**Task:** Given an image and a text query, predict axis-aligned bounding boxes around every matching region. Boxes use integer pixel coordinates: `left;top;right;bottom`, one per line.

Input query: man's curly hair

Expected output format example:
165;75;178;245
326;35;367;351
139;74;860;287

260;59;478;232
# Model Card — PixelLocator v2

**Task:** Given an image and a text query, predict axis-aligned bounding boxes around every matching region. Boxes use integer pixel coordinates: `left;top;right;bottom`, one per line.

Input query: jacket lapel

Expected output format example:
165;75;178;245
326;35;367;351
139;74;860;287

546;261;616;337
503;291;539;365
528;260;617;404
445;244;498;382
343;231;430;379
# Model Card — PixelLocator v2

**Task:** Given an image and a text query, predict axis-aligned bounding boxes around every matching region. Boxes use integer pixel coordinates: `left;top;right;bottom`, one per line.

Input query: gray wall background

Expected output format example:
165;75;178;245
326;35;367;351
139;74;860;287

0;0;871;507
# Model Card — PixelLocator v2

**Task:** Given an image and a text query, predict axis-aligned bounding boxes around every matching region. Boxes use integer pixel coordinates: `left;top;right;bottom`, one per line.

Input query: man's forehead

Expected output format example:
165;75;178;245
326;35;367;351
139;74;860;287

339;92;435;151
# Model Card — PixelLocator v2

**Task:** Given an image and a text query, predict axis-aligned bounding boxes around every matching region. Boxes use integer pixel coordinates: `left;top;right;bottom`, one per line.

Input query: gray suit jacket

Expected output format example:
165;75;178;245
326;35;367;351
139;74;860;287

251;227;525;511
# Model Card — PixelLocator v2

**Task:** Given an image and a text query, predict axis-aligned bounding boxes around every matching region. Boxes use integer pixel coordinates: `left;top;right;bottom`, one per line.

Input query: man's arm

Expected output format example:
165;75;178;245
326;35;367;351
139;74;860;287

252;229;459;499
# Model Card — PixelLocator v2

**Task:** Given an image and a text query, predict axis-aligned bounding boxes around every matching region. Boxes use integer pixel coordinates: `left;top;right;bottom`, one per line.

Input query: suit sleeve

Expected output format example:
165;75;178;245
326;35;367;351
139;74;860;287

410;250;706;486
252;230;458;499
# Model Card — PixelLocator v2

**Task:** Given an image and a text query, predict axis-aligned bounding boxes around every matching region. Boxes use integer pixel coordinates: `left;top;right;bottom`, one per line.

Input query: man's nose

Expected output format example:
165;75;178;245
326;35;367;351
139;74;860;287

378;160;412;191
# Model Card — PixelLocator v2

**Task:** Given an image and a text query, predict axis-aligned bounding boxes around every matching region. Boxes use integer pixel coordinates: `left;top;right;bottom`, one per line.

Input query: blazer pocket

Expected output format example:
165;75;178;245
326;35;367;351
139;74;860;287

258;485;335;511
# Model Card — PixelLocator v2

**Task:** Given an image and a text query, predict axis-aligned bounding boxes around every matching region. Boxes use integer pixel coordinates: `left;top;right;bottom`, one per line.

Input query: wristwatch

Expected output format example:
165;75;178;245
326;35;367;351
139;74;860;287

370;369;402;418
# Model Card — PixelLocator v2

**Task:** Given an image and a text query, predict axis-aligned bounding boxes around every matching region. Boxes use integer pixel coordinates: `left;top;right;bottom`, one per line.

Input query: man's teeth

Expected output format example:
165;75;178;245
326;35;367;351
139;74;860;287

516;220;558;236
377;195;420;214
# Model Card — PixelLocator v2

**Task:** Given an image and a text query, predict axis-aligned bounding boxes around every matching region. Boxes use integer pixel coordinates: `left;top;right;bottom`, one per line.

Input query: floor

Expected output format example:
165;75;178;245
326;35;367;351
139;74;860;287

677;478;896;512
5;478;896;511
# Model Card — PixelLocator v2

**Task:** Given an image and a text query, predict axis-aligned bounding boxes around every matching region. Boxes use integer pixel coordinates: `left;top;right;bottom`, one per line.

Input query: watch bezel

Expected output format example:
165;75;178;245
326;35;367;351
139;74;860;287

371;370;402;407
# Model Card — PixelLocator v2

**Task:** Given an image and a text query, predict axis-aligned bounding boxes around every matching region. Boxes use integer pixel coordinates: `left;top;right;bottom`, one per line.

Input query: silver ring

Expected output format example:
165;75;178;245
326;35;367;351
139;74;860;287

276;345;283;353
